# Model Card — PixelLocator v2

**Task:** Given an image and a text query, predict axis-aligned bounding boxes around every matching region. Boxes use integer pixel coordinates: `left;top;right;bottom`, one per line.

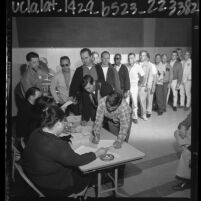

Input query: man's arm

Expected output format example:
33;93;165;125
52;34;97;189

69;67;82;98
50;75;60;103
93;98;106;136
123;65;130;92
146;65;153;90
113;67;121;93
177;62;183;86
118;102;131;142
178;112;191;131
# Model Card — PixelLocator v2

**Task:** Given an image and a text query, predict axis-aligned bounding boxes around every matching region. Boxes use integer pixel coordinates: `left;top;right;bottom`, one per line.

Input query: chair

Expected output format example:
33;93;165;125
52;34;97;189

14;162;45;197
11;142;21;181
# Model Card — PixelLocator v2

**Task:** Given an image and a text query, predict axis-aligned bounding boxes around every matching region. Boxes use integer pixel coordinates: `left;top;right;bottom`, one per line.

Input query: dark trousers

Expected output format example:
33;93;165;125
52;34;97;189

155;84;165;112
38;170;94;197
103;115;132;183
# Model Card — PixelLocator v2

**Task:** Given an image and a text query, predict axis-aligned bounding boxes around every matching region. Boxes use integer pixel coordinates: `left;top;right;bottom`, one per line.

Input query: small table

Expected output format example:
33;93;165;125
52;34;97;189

69;127;145;197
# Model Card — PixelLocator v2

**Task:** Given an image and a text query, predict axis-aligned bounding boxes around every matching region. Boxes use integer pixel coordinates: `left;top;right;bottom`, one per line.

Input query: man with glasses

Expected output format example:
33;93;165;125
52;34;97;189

50;56;73;105
112;53;130;98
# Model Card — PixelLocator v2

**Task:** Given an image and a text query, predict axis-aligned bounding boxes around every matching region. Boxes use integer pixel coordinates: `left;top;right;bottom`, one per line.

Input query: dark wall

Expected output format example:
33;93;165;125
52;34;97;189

16;17;144;47
155;18;192;47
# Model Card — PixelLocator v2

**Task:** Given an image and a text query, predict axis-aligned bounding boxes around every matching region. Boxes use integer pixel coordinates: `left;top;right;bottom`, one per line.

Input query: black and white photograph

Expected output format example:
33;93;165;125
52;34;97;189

6;0;199;200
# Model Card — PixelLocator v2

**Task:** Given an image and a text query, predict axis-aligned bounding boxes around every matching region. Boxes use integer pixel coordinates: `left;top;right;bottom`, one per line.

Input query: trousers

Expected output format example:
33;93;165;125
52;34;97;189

171;80;179;107
179;81;191;107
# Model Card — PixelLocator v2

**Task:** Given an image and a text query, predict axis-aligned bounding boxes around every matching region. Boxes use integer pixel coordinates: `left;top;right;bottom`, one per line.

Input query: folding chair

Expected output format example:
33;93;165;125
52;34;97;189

11;143;21;181
14;162;45;197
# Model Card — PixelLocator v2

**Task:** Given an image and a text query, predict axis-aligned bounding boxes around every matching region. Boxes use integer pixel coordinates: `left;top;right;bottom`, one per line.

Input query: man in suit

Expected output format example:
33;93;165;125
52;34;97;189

50;56;73;105
95;51;121;94
112;53;130;98
169;51;183;111
69;48;98;116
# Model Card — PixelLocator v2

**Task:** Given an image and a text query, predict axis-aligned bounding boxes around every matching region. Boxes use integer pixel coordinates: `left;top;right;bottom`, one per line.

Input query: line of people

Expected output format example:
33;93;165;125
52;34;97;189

15;47;191;127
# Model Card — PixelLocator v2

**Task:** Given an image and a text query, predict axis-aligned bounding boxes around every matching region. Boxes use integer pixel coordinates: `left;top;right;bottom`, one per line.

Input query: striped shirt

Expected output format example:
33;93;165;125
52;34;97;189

93;97;132;140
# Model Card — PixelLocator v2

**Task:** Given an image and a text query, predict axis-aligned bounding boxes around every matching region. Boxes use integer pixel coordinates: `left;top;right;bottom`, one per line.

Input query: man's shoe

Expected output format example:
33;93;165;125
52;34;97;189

141;115;148;121
173;107;177;111
146;114;151;118
132;119;138;124
158;111;163;116
184;107;190;111
172;182;190;191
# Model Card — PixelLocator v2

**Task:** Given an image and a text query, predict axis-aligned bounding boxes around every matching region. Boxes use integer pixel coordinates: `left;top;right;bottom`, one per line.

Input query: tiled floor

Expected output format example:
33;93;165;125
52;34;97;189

9;104;192;198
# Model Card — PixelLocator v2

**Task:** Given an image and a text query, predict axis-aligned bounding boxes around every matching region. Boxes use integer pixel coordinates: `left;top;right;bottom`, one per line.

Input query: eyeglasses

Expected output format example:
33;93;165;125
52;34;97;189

61;64;69;67
114;58;121;60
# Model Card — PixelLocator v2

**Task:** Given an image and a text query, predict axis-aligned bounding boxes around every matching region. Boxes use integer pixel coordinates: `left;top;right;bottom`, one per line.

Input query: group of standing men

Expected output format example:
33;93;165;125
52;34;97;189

15;47;191;127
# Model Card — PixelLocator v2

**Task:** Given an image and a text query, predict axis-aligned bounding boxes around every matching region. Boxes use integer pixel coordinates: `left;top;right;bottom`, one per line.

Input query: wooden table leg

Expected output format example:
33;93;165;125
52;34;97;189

97;172;101;197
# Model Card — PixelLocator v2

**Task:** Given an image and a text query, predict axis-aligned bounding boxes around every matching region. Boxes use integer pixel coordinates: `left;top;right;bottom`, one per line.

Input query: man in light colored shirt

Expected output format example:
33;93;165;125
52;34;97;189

182;51;192;110
176;48;186;108
50;56;73;104
169;51;183;111
146;54;157;118
138;50;153;120
155;54;166;115
126;53;144;123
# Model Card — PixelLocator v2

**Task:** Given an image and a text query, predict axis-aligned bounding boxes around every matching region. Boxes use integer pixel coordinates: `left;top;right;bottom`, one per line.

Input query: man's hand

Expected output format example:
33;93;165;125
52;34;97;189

81;120;88;126
175;84;180;90
167;83;171;88
95;148;108;158
123;91;129;99
151;86;156;94
113;140;122;149
144;87;150;92
91;131;100;144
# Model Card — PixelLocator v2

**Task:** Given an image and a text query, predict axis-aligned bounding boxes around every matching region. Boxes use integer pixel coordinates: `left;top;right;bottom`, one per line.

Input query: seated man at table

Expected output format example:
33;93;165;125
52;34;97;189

22;105;108;197
92;91;132;186
16;87;42;146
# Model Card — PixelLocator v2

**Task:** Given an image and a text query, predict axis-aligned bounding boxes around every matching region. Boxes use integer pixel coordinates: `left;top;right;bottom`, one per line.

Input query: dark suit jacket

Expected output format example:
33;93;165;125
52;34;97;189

95;63;121;92
16;99;41;143
69;66;99;121
22;128;96;191
112;64;130;93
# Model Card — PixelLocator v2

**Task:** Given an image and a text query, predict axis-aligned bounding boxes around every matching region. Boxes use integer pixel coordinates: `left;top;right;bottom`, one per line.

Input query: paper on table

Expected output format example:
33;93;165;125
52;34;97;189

74;140;120;159
67;115;81;123
60;100;74;110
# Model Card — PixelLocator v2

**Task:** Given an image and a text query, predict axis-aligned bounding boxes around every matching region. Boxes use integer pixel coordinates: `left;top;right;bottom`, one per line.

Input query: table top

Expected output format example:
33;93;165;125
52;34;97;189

68;127;145;173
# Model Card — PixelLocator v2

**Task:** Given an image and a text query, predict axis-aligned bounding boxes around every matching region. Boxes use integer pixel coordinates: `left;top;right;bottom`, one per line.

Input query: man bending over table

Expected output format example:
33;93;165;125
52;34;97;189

92;91;132;186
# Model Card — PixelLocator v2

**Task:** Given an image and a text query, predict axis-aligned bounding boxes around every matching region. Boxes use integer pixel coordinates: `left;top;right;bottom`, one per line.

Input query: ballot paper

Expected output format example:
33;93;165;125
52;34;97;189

81;125;92;136
60;100;74;111
67;115;81;123
74;140;120;159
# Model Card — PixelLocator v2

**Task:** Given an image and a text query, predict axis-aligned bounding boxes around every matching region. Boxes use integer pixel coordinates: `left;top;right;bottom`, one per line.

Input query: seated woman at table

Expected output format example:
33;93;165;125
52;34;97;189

22;105;108;197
